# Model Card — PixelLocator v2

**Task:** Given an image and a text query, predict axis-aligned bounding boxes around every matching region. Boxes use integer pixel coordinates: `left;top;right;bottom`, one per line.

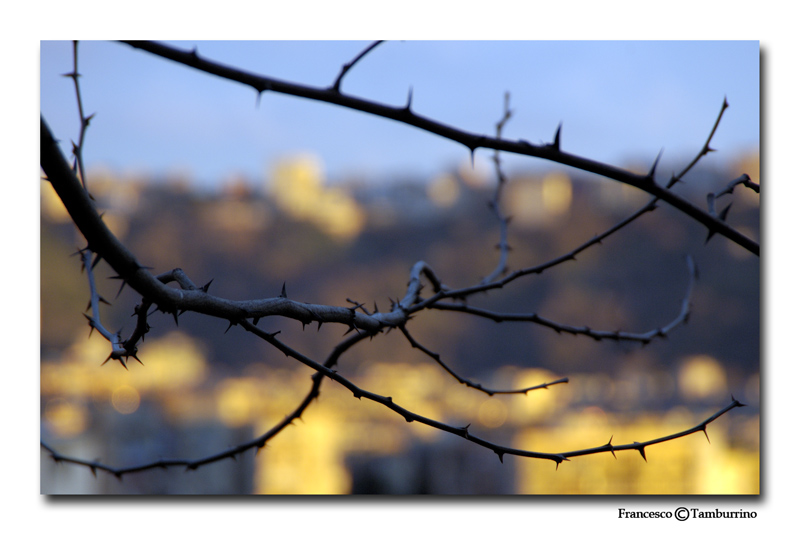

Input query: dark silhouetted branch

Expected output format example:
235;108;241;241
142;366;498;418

118;40;758;256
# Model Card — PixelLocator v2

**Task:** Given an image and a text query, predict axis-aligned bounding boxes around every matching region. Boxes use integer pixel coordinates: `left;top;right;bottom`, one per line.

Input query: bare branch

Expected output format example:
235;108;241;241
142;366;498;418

42;396;745;473
61;41;93;190
399;324;569;396
118;40;758;255
331;40;384;93
482;91;514;285
715;173;760;197
427;255;696;345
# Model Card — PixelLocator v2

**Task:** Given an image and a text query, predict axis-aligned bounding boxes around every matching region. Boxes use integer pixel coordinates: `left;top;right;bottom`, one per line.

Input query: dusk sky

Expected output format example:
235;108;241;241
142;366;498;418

40;40;759;189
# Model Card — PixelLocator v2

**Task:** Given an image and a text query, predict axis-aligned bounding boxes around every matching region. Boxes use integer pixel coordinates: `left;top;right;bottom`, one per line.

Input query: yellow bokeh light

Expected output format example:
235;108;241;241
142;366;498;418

478;398;507;428
111;385;141;414
133;332;208;391
269;155;365;240
678;354;727;401
44;399;88;438
216;378;259;428
40;182;71;223
541;172;572;215
427;173;460;208
508;368;568;422
502;173;572;227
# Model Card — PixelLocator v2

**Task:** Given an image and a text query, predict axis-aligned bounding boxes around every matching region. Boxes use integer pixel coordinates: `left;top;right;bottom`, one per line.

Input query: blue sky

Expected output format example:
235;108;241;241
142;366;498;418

40;40;759;189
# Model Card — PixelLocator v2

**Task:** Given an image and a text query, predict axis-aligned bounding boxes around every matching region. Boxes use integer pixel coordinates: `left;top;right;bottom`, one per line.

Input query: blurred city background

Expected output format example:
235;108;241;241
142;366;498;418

40;41;759;494
40;151;759;494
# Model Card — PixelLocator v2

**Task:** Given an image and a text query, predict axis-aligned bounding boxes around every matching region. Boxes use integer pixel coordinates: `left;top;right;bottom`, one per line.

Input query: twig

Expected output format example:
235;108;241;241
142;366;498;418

427;255;696;345
331;40;384;93
75;248;136;368
41;394;745;472
482;91;514;285
399;324;569;396
62;41;93;190
715;173;760;197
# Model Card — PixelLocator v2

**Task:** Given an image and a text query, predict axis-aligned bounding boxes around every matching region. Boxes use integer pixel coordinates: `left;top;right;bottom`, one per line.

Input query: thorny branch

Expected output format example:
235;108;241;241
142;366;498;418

62;40;93;190
118;40;758;256
40;41;752;483
481;91;514;285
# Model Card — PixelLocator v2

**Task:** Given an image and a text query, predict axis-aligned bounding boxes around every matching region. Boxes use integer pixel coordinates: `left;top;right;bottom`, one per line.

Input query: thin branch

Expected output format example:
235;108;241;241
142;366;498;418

399;324;569;396
667;97;730;188
41;390;745;473
62;41;93;190
118;40;758;256
428;255;696;345
331;40;384;93
408;99;733;306
75;248;135;368
482;91;514;285
715;173;760;197
560;396;746;460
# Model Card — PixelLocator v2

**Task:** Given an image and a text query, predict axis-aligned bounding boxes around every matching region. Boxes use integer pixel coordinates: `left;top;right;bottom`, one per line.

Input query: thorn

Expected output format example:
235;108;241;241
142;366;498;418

280;282;287;299
497;451;504;464
647;149;663;181
405;86;413;111
719;203;732;222
172;310;179;326
82;313;95;336
607;436;616;459
201;279;213;293
550;123;562;151
115;280;127;299
224;320;237;334
633;442;647;462
702;426;710;443
731;394;746;408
